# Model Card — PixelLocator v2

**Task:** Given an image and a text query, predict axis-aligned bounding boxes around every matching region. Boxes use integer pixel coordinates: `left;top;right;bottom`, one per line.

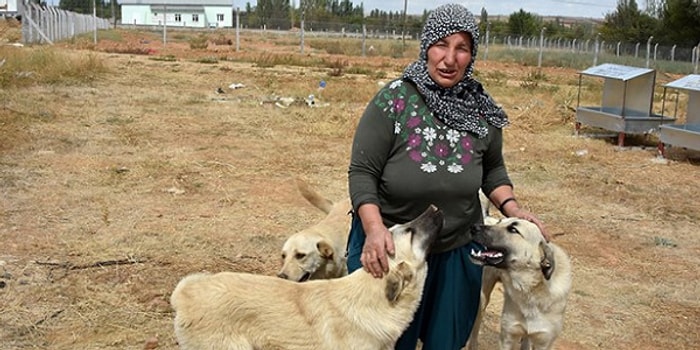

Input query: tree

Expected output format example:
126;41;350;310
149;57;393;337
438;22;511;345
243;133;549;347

60;0;91;14
599;0;656;43
507;9;542;37
479;7;488;39
658;0;700;46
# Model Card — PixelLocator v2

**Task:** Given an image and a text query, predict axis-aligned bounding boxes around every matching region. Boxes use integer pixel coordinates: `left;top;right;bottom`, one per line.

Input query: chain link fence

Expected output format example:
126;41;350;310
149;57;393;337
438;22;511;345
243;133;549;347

20;1;110;45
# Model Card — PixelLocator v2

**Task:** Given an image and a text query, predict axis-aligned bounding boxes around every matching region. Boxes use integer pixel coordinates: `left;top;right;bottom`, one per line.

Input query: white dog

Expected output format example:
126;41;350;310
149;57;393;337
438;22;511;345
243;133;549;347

277;177;352;281
467;218;572;350
170;205;444;350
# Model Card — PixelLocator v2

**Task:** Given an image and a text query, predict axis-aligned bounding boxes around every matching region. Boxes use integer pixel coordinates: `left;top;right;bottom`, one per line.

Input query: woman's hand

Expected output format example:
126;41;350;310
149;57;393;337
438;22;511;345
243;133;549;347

508;207;551;242
361;222;395;278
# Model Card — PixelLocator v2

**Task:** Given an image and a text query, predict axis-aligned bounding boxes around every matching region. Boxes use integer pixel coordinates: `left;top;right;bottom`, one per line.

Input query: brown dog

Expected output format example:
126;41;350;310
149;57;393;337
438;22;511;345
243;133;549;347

467;218;572;350
277;178;352;281
170;206;444;350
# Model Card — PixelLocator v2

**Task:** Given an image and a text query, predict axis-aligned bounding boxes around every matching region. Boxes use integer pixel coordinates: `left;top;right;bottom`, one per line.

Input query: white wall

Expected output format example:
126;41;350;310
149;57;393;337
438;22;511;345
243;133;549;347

120;4;232;28
0;0;19;14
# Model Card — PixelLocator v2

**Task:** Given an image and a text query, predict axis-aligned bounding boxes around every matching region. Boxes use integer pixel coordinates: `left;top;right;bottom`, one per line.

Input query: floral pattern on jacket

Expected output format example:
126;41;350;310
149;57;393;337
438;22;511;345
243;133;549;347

374;80;477;174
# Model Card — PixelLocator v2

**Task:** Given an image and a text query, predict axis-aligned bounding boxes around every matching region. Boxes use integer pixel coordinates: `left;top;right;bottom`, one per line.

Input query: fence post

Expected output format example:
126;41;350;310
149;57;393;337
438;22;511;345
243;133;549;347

235;7;240;52
483;22;490;61
300;19;305;54
361;24;366;57
645;36;653;68
670;44;676;62
593;33;600;66
538;27;545;68
695;44;700;74
163;4;168;46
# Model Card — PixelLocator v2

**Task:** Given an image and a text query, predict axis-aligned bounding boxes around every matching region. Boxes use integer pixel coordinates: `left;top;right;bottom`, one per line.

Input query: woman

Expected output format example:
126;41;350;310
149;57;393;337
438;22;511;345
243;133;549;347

346;3;549;350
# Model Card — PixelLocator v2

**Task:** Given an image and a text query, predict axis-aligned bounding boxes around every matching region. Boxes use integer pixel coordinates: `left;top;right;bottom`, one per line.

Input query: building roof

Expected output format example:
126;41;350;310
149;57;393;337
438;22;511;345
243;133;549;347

580;64;655;81
119;0;234;6
664;74;700;92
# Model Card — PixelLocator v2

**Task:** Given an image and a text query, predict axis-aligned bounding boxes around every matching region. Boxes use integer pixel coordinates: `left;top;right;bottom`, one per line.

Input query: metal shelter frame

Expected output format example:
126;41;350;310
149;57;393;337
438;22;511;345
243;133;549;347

575;63;675;146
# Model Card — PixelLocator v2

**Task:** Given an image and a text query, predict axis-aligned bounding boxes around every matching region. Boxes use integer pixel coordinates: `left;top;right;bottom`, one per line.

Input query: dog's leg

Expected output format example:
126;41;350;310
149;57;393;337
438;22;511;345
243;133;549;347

524;332;558;350
520;337;531;350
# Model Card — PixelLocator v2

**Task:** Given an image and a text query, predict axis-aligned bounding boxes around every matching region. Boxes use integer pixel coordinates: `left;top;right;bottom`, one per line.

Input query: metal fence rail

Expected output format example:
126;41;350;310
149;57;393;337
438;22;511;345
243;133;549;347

20;0;110;45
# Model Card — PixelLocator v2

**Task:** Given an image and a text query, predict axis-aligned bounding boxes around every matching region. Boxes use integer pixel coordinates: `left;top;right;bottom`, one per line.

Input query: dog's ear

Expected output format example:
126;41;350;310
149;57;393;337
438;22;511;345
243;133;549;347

539;241;556;280
384;262;414;303
317;240;335;260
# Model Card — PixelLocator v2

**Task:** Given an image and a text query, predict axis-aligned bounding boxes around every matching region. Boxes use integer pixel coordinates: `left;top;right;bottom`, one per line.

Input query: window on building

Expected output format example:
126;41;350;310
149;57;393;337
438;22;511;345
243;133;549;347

217;14;224;22
192;14;199;22
175;14;182;22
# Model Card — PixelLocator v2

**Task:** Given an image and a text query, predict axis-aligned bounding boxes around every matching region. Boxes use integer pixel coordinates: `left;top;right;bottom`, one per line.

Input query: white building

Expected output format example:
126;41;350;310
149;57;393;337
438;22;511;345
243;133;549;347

120;0;234;28
0;0;19;16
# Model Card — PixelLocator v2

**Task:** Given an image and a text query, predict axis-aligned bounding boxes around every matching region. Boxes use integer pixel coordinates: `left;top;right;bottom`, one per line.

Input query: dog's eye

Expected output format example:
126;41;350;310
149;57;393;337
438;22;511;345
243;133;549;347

281;253;286;259
507;224;519;234
295;253;306;259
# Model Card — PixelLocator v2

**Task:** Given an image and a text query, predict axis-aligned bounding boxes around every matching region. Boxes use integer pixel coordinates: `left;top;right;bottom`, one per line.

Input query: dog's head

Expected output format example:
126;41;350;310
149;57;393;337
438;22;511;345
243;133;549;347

383;205;443;302
278;233;341;282
469;217;556;280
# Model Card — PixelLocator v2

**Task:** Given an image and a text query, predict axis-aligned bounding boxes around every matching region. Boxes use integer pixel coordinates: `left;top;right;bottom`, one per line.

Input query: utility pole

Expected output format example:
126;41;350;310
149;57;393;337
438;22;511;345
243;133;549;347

402;0;408;52
92;0;97;44
111;0;116;28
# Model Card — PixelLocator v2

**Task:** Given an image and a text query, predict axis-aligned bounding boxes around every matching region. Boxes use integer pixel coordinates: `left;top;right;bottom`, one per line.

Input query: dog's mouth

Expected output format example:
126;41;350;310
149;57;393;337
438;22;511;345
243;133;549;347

298;271;312;282
469;245;506;267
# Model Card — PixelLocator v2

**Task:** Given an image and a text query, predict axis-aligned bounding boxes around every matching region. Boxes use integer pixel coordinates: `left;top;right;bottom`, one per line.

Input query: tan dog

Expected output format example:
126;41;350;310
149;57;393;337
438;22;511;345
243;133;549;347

467;218;572;350
277;178;352;281
478;189;498;225
170;206;444;350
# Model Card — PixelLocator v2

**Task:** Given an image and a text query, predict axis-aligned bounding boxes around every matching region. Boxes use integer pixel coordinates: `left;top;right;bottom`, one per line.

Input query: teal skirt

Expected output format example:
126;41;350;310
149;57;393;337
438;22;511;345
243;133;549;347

346;214;483;350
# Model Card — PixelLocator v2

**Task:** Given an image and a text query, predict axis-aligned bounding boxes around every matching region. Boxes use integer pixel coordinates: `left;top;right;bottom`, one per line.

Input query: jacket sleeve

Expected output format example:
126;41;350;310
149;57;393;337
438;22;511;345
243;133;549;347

481;125;513;196
348;86;397;211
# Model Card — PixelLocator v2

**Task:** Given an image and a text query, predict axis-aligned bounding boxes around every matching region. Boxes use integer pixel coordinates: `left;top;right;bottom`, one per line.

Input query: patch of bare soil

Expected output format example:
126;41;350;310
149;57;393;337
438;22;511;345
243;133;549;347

1;29;698;349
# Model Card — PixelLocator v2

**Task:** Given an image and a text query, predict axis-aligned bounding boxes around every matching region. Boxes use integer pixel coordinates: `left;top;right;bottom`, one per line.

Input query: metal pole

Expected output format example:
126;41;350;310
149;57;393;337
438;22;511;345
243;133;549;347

235;7;240;52
402;0;407;52
646;36;653;68
299;0;304;54
361;1;366;57
163;3;167;46
484;22;490;61
593;33;600;66
300;18;305;54
537;27;544;68
362;24;366;57
92;0;97;44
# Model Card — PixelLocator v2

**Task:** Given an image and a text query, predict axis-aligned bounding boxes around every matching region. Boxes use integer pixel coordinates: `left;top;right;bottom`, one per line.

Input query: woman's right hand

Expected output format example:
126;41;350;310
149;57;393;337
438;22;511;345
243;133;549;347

360;223;395;278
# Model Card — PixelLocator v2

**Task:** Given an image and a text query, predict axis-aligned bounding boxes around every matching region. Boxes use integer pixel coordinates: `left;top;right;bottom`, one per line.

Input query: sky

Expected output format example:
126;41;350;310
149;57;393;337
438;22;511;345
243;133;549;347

46;0;623;20
358;0;622;18
260;0;626;19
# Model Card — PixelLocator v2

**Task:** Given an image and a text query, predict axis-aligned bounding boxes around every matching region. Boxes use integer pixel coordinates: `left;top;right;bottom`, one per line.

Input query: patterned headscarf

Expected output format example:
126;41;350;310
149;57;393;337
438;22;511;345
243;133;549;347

402;3;508;138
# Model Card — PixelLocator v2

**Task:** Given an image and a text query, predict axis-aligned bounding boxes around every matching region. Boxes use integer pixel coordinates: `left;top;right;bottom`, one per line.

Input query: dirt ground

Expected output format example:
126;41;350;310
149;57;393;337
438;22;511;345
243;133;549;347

1;27;699;349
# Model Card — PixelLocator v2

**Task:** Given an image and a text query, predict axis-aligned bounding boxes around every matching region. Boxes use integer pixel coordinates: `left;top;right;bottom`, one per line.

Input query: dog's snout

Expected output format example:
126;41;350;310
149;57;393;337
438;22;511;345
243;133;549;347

471;224;483;236
277;272;288;279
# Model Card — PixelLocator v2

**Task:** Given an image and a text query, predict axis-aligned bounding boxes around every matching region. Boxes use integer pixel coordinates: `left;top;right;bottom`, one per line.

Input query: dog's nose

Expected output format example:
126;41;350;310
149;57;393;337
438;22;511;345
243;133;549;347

470;224;482;236
277;272;287;279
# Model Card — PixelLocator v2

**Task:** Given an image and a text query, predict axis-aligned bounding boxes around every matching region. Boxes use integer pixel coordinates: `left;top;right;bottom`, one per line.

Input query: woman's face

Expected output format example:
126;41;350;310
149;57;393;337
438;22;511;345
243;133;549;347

426;32;473;88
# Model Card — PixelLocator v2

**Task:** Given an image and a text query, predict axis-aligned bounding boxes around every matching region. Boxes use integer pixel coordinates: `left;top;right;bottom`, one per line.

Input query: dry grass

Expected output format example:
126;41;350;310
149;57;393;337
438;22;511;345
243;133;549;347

1;27;699;350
